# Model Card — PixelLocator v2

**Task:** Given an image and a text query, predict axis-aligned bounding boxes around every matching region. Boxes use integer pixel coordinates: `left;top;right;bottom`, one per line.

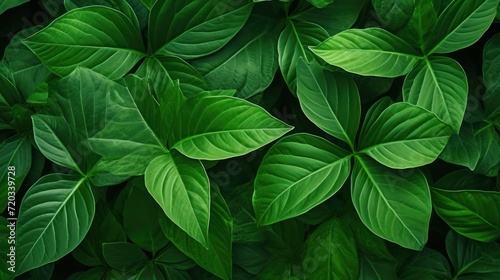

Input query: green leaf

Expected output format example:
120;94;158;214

0;0;29;15
161;188;233;280
169;95;293;160
434;169;496;191
403;56;467;132
23;6;145;79
306;0;333;8
32;115;83;174
432;188;500;242
301;217;359;279
297;59;360;148
396;0;438;53
359;102;453;169
155;243;195;270
429;0;499;54
16;174;95;275
0;135;31;212
149;0;253;58
145;150;210;247
397;248;451;280
372;0;415;30
253;133;351;225
310;28;421;77
0;64;21;107
351;156;432;250
278;21;329;93
446;230;500;277
474;124;500;176
483;33;500;116
439;123;482;170
293;0;367;36
191;14;282;99
64;0;140;30
102;242;149;272
123;178;169;253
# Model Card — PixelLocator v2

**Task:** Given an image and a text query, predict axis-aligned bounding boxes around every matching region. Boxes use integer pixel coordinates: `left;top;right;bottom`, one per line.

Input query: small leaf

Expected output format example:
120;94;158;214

145;151;210;247
169;95;293;160
359;102;454;169
306;0;333;8
429;0;499;54
403;56;468;132
16;174;95;275
297;58;360;147
253;133;351;225
102;242;149;272
310;28;422;77
23;6;145;79
432;188;500;242
372;0;415;30
397;248;451;280
351;156;432;250
0;0;29;15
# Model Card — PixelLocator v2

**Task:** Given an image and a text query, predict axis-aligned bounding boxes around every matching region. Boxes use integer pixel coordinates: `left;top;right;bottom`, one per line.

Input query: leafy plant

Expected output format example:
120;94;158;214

1;0;499;279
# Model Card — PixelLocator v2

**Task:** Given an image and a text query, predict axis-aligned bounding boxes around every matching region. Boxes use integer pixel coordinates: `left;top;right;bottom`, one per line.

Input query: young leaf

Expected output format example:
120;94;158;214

432;188;500;242
22;6;145;79
145;150;210;247
403;56;468;132
149;0;253;58
351;156;432;250
191;14;282;100
123;179;169;253
429;0;499;54
372;0;415;31
253;133;351;225
310;28;422;77
278;21;329;93
297;58;360;148
161;188;233;280
358;102;454;169
16;174;95;275
169;95;293;160
301;217;359;279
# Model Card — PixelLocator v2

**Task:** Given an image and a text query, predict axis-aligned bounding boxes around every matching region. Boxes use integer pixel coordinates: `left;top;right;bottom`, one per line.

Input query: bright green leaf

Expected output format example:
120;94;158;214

359;102;454;169
310;28;422;77
145;151;210;247
169;95;293;160
403;56;468;132
253;133;351;225
297;59;360;148
351;156;432;250
16;174;95;275
23;6;145;79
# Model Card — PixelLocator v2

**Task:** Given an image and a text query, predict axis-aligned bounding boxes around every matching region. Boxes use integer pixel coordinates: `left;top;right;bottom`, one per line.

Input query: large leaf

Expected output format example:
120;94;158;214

429;0;499;54
278;20;329;93
351;156;432;250
403;56;467;132
191;14;282;99
446;230;500;278
301;217;358;279
253;133;351;225
145;150;210;247
296;59;360;148
310;28;421;77
169;95;293;160
358;102;454;169
432;188;500;242
123;179;169;253
0;0;29;15
16;174;95;275
149;0;253;58
161;188;233;280
64;0;140;29
23;6;145;79
372;0;414;30
0;135;31;212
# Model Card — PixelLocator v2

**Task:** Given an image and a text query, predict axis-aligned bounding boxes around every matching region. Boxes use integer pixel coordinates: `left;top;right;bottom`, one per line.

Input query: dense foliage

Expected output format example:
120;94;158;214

1;0;500;279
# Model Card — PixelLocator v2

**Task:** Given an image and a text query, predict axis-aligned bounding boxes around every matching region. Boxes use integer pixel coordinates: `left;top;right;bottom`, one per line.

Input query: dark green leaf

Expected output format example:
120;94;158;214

372;0;414;30
397;248;451;280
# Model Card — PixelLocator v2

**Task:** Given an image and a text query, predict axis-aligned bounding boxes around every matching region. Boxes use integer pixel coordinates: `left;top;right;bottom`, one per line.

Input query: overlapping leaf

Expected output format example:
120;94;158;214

16;174;95;275
23;6;145;79
372;0;414;30
169;95;293;160
351;156;432;250
253;133;351;225
403;56;468;132
310;28;422;77
359;102;454;169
